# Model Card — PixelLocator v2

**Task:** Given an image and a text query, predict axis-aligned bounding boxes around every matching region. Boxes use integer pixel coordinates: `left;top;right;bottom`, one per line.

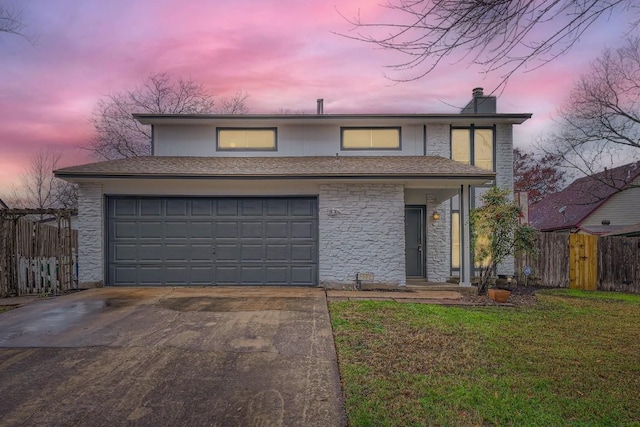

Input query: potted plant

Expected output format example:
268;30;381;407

470;187;537;300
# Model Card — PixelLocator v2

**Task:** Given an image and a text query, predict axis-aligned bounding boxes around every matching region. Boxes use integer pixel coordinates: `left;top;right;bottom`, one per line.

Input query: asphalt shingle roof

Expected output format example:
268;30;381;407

54;156;495;179
529;161;640;231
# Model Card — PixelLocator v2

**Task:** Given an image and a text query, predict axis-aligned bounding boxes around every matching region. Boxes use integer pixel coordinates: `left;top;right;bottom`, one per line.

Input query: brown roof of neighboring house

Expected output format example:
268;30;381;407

601;222;640;237
529;162;640;231
54;156;495;180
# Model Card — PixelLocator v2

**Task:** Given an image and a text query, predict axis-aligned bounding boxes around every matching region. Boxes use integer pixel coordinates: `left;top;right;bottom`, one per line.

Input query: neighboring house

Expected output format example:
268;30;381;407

0;198;8;210
55;88;531;289
529;161;640;235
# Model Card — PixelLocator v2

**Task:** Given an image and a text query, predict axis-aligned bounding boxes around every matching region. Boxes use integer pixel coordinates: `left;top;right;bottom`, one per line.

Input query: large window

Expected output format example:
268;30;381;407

451;126;494;170
341;127;401;150
217;128;277;151
450;126;496;274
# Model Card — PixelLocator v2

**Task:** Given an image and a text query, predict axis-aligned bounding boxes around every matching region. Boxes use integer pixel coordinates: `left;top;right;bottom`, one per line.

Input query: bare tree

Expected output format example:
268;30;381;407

10;148;78;210
88;73;249;160
339;0;638;86
220;91;250;114
514;148;566;203
0;5;24;36
542;37;640;183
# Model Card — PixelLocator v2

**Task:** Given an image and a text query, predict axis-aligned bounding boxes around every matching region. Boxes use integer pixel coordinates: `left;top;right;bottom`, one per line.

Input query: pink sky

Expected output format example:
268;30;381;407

0;0;633;197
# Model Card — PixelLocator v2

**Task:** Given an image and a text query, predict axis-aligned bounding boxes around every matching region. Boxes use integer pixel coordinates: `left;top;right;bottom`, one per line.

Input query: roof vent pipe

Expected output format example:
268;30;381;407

317;98;324;115
472;87;484;97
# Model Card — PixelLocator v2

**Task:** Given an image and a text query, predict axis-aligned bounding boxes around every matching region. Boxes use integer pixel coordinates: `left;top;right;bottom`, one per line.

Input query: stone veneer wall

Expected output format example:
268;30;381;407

426;124;452;282
495;123;515;276
426;194;451;282
318;183;405;288
78;182;104;287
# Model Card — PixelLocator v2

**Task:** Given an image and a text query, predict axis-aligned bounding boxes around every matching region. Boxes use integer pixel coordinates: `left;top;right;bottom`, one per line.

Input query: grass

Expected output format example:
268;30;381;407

329;290;640;426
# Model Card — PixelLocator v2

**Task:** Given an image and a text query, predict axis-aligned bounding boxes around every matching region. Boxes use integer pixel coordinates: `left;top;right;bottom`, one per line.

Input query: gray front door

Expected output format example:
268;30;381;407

107;197;318;286
405;206;425;277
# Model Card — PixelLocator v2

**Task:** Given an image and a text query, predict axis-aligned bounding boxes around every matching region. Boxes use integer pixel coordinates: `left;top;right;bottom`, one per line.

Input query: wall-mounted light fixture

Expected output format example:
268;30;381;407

432;211;441;221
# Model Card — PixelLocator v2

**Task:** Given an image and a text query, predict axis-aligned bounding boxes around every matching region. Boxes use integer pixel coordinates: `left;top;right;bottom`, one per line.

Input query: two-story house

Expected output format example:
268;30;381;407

55;88;531;289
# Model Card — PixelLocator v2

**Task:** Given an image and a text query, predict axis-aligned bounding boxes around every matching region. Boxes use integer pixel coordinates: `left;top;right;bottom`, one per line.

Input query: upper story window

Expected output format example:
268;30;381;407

217;128;277;151
451;126;494;170
341;127;401;150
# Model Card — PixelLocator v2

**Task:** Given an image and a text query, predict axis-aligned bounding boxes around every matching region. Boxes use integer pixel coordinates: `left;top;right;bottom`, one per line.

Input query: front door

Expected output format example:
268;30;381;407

405;206;425;277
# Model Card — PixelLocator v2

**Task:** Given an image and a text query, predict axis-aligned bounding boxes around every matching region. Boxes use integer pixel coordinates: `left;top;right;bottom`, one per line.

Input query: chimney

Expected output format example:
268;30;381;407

317;98;324;115
461;87;496;114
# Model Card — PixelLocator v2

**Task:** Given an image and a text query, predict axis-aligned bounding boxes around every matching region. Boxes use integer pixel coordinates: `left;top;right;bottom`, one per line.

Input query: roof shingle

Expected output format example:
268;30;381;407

54;156;495;179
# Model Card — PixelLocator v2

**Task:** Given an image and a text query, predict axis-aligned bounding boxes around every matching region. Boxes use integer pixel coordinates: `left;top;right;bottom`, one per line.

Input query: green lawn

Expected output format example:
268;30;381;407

329;290;640;426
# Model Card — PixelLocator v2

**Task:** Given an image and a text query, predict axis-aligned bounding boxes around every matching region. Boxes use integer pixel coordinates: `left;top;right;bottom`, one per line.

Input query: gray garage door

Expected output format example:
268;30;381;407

106;197;318;286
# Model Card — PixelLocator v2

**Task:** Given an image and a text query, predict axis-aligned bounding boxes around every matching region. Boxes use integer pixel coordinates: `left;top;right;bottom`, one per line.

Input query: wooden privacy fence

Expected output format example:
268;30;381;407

0;209;78;297
516;232;640;293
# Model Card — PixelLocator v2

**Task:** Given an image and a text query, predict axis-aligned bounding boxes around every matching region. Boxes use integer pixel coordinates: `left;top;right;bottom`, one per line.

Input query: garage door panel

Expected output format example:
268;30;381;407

215;266;239;284
138;266;165;285
139;244;164;262
113;244;137;262
112;266;137;285
114;199;137;216
266;244;288;261
140;199;163;216
113;222;137;239
291;266;315;285
241;244;264;261
292;244;313;262
241;199;264;216
216;200;238;216
266;222;287;238
241;266;263;284
107;197;317;286
190;244;214;262
216;221;238;238
266;267;288;284
266;200;288;216
241;222;263;238
191;266;214;284
165;221;188;238
140;222;165;239
291;222;314;239
216;244;240;261
291;199;315;216
189;221;213;237
165;266;189;285
166;199;188;216
191;199;214;216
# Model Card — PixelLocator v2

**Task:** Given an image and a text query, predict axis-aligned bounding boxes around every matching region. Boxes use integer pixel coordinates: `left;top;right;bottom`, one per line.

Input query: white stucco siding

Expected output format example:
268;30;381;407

153;123;426;157
77;182;104;287
581;183;640;227
318;183;406;287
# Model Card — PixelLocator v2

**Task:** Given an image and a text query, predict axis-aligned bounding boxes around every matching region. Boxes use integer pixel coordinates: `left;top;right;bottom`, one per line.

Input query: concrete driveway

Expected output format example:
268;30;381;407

0;287;346;426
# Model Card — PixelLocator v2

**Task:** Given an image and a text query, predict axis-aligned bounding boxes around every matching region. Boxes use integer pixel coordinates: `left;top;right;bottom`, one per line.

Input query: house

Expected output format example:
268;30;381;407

0;198;8;210
529;161;640;235
55;88;531;289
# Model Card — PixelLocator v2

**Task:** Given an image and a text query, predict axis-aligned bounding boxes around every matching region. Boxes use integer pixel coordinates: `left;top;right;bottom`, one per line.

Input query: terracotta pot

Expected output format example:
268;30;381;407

488;288;511;303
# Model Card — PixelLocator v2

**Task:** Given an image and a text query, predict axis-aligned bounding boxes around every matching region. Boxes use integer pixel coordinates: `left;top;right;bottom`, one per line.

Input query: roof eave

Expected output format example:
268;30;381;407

133;113;532;125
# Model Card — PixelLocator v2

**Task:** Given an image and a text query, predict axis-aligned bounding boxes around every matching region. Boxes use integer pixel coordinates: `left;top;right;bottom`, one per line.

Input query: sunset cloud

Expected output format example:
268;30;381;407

0;0;632;195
